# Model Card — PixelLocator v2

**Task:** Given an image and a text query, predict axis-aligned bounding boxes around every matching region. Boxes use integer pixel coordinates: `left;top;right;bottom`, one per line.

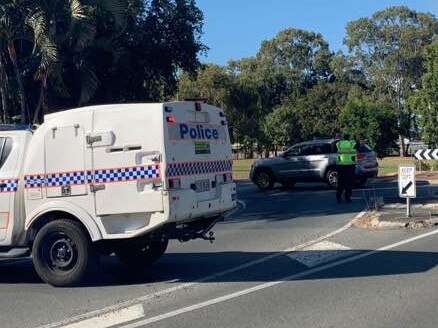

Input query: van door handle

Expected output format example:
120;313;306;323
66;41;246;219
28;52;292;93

90;184;106;192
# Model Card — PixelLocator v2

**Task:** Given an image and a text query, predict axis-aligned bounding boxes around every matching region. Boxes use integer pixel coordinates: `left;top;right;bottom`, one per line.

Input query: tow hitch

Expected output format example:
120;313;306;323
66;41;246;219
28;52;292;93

201;231;215;244
171;216;222;243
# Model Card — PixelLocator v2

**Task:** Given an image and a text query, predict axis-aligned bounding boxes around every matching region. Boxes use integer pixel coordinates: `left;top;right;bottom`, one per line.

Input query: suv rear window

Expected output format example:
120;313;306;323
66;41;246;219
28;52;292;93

357;144;372;152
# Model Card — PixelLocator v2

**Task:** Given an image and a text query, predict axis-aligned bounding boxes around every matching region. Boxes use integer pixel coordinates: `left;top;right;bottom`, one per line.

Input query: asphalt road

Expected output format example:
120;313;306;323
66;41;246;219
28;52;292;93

1;178;438;328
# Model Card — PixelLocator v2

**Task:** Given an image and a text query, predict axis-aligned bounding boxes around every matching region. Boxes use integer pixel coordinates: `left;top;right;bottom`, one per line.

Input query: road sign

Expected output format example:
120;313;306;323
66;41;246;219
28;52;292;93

398;164;416;198
414;149;438;160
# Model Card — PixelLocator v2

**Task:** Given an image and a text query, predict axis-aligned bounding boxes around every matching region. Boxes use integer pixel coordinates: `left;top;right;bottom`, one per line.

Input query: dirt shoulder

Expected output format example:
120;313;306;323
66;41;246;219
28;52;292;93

374;172;438;183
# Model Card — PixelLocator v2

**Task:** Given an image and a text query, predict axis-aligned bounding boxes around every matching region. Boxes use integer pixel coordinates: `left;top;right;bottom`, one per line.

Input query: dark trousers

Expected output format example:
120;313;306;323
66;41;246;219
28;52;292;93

336;164;355;203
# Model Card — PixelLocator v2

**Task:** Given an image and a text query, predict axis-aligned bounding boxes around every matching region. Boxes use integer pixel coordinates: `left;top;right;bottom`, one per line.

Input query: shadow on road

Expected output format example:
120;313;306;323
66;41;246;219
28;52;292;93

1;248;437;286
227;184;366;224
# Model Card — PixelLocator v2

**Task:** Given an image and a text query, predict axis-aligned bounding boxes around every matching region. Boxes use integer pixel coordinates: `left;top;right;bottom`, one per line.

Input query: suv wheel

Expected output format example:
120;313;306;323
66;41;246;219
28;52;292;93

254;169;274;191
326;169;338;189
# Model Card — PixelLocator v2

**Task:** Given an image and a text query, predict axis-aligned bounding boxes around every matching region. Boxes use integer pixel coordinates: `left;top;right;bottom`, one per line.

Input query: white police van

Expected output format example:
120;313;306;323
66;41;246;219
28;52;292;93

0;101;236;286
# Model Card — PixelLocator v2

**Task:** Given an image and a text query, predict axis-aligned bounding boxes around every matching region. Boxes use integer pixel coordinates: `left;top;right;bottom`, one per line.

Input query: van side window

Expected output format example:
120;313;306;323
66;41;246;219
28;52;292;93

0;137;12;168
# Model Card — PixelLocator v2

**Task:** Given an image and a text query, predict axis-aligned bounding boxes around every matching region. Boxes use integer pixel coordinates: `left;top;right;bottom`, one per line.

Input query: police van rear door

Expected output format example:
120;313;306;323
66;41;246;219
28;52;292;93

163;101;233;205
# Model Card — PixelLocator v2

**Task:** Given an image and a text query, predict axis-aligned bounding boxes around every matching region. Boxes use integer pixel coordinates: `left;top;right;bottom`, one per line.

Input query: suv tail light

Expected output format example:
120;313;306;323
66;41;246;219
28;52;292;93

356;153;366;160
168;178;181;189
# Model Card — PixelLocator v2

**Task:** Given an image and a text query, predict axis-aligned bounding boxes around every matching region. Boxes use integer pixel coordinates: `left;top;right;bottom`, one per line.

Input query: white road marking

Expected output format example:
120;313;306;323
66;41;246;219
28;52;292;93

62;304;144;328
120;227;438;328
37;213;361;328
287;241;356;268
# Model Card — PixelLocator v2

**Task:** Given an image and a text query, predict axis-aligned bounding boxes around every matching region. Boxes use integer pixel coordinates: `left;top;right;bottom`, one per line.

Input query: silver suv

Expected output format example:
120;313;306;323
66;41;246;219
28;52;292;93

249;139;378;190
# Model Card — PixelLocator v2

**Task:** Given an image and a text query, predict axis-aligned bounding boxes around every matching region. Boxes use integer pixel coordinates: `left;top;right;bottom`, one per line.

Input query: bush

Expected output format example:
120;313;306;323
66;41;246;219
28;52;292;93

415;160;438;171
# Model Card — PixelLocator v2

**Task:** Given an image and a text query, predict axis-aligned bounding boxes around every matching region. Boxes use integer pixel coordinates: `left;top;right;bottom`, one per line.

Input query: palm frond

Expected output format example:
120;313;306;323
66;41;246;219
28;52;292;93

27;9;47;51
78;64;99;105
48;61;70;98
69;0;96;50
93;0;127;32
35;37;58;74
69;0;89;20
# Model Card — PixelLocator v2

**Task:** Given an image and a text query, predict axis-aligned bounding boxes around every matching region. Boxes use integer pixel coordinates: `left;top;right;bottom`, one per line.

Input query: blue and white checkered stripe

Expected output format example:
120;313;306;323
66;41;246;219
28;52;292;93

46;171;86;187
0;179;18;193
167;160;232;177
24;164;160;188
93;165;160;183
24;175;45;189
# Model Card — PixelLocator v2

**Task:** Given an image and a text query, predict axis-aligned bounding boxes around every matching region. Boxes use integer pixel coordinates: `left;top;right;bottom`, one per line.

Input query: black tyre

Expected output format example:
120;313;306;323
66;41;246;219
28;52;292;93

253;169;274;191
33;219;94;287
326;168;338;189
116;239;168;266
281;181;296;189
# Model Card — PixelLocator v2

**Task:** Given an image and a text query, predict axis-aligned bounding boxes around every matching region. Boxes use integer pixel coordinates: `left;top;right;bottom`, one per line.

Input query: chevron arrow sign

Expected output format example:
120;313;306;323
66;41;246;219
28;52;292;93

414;149;438;160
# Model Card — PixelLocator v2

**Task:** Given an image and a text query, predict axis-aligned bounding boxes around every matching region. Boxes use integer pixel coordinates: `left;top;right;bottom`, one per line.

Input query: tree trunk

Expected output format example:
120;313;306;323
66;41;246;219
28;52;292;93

33;74;47;124
0;54;9;123
399;134;406;157
7;41;27;124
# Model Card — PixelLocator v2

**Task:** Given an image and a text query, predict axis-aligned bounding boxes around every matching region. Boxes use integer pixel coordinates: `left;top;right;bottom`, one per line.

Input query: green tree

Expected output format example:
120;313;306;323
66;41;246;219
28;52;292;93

0;0;34;122
292;82;351;140
408;39;438;147
339;99;398;157
177;64;232;107
0;0;206;123
254;28;332;112
104;0;206;103
344;6;438;155
262;105;300;154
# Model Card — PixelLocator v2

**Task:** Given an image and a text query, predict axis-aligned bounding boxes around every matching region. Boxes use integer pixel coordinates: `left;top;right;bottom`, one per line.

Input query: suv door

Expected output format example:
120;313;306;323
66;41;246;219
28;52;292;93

302;143;332;179
277;145;310;180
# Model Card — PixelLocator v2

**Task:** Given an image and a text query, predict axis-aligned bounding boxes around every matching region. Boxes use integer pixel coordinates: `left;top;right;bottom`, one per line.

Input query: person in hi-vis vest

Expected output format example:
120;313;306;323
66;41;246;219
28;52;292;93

335;134;357;203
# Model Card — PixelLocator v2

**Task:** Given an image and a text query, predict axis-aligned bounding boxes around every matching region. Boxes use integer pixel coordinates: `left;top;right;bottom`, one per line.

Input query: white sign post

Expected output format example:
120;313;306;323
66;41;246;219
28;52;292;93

398;164;416;217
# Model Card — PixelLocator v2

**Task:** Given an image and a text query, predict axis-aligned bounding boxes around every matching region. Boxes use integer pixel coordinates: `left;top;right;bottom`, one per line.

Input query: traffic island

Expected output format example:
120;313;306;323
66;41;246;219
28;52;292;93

353;202;438;230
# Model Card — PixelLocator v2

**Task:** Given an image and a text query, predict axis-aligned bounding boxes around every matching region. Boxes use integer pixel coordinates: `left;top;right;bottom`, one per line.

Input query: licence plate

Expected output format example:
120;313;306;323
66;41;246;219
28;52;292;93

195;179;210;193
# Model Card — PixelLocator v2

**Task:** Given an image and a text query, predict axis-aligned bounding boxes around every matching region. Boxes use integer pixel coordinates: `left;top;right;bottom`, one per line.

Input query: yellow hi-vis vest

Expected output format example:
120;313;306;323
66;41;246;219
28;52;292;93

336;140;357;165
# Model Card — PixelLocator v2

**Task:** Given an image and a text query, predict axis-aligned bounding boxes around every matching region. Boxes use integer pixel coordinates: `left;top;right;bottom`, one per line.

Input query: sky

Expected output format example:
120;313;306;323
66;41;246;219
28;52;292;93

195;0;438;65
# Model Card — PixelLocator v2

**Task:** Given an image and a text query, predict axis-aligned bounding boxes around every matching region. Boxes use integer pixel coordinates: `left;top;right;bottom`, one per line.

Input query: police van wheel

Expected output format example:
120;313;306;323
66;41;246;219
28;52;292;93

326;169;338;189
33;219;94;287
116;239;169;266
254;170;274;191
